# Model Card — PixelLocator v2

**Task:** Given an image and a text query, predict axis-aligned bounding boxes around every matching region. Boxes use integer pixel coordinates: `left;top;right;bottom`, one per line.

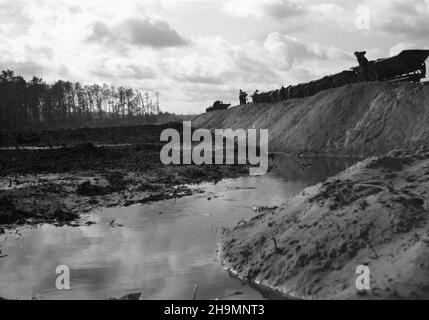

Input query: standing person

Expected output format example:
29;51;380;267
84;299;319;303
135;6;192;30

239;90;248;105
354;51;370;81
279;85;286;101
252;90;259;104
239;90;244;105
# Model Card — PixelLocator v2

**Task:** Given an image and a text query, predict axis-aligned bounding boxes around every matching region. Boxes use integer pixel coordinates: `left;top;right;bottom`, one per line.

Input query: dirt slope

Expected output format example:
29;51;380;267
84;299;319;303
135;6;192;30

193;82;429;156
220;145;429;300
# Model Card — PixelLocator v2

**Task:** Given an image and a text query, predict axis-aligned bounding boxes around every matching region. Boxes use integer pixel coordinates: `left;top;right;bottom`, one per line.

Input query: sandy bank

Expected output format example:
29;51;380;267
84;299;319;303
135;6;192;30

194;82;429;156
220;144;429;299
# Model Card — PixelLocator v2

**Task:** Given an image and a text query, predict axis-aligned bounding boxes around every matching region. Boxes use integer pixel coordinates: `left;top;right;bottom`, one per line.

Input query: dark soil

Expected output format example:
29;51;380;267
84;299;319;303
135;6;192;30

0;122;184;148
0;123;249;228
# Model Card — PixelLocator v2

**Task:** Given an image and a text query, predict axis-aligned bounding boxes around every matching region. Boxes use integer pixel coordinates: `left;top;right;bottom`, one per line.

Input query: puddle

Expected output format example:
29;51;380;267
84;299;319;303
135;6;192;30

0;156;359;300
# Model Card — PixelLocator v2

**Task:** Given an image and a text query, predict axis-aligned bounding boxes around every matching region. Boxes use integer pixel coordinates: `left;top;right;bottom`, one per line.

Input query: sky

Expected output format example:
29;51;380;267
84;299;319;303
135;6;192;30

0;0;428;114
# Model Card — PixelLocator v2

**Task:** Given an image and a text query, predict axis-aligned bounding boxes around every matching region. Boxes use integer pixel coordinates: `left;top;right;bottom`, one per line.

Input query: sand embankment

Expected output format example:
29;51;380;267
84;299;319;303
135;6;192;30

220;145;429;299
194;82;429;156
200;82;429;299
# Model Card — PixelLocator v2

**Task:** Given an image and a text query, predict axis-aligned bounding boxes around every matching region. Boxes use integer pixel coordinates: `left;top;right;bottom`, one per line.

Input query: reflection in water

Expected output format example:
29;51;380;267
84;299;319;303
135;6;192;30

271;155;359;185
0;157;359;300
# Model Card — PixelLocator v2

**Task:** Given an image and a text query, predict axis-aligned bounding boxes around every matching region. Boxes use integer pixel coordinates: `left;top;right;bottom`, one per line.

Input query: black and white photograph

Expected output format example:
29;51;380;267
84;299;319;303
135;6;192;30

0;0;429;305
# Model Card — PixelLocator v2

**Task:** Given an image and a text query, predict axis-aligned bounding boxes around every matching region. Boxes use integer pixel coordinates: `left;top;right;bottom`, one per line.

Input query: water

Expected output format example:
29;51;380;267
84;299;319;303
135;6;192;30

0;156;359;300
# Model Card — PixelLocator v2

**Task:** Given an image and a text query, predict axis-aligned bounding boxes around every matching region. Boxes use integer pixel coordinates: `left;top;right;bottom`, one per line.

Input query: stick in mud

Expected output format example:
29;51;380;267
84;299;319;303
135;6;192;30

272;237;285;255
0;248;7;259
234;220;247;230
192;283;198;300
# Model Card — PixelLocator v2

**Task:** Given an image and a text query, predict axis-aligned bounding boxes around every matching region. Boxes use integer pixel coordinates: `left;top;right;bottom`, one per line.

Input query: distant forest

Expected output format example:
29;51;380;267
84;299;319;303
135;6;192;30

0;69;188;131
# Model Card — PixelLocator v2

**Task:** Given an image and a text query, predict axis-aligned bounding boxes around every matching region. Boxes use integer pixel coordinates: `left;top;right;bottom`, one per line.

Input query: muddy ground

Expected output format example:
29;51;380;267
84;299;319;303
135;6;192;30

3;120;429;300
0;123;183;148
220;143;429;300
0;124;248;229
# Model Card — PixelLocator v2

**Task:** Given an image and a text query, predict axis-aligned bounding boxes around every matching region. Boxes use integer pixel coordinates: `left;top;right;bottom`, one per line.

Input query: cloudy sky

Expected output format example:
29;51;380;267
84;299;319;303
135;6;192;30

1;0;428;114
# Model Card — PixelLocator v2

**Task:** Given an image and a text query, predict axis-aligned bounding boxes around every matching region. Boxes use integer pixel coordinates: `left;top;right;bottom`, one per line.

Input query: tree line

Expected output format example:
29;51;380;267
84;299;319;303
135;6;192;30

0;69;163;131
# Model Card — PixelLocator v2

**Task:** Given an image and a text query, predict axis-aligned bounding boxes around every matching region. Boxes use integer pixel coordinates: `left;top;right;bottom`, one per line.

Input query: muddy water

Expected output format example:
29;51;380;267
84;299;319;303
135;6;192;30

0;156;359;300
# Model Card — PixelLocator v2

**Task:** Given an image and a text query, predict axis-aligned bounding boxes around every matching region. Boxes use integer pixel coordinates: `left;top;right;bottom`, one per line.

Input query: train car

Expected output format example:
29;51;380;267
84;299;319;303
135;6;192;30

252;50;429;104
206;101;231;113
361;50;429;82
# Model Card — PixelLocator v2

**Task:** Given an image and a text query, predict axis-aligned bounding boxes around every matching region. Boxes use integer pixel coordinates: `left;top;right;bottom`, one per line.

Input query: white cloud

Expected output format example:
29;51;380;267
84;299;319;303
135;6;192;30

87;18;189;48
1;0;429;113
389;42;420;56
224;0;304;19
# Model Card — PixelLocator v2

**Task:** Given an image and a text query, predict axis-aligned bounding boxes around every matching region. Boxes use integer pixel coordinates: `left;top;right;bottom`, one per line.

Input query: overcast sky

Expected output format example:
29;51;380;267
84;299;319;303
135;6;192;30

1;0;428;114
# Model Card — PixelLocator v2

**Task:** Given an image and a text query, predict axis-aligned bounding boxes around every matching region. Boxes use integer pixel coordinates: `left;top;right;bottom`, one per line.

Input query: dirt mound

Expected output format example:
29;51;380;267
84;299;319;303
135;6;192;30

0;196;30;224
193;82;429;156
220;145;429;300
76;173;127;196
0;196;78;225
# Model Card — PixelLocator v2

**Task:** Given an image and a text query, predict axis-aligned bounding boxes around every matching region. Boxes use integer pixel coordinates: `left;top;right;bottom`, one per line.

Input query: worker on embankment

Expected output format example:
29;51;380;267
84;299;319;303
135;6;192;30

355;51;370;81
239;90;248;105
279;85;287;101
252;90;259;104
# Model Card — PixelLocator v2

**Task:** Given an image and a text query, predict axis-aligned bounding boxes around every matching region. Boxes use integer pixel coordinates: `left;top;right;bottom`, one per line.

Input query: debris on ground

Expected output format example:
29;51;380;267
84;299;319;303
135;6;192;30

109;293;142;300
